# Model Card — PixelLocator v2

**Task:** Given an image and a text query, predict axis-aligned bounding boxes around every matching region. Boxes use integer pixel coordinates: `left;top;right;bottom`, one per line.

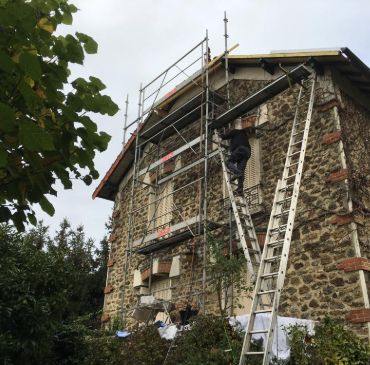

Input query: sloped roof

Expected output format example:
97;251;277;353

93;47;370;201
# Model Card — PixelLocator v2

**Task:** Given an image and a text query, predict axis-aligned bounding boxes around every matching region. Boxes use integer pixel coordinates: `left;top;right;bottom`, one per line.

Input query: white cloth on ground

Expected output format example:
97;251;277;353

229;314;315;360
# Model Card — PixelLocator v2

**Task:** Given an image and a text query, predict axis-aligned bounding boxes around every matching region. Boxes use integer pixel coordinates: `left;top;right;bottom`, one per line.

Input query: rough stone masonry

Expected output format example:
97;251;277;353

100;63;370;339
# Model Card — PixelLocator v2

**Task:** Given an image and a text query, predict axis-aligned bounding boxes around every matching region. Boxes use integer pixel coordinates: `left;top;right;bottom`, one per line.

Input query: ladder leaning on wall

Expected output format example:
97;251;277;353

215;129;261;278
238;74;316;365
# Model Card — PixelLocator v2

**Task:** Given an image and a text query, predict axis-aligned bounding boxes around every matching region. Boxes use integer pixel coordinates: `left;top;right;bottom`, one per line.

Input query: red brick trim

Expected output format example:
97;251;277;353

157;261;172;274
223;240;240;256
257;232;266;249
101;313;111;323
326;169;348;183
345;308;370;323
321;131;341;145
107;259;115;268
317;99;340;113
141;267;150;281
109;233;118;242
241;115;257;128
149;172;157;184
103;285;113;294
337;257;370;272
162;162;175;175
330;214;353;226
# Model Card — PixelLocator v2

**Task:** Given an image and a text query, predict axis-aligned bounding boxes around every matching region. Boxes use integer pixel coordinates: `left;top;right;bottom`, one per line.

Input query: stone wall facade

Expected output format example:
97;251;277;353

102;68;370;338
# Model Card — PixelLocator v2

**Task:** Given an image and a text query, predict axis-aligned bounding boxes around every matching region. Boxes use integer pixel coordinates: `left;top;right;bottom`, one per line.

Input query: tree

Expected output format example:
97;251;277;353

0;0;119;230
0;224;70;363
0;219;109;364
207;231;251;317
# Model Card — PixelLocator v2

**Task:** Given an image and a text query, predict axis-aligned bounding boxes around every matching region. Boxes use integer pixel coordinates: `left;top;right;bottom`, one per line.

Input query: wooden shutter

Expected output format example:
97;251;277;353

151;277;172;300
244;137;261;189
156;180;173;228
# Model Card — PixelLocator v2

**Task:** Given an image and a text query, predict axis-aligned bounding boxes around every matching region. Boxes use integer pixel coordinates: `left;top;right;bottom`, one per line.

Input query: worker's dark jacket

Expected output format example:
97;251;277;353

221;129;251;152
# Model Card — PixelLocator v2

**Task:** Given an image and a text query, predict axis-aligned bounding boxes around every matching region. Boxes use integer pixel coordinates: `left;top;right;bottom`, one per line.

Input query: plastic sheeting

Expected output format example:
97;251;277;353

158;325;178;340
229;314;315;360
116;330;131;338
156;314;315;360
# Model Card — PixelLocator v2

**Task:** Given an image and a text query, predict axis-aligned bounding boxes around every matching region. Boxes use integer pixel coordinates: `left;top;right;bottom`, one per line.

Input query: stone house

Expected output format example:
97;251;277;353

93;47;370;339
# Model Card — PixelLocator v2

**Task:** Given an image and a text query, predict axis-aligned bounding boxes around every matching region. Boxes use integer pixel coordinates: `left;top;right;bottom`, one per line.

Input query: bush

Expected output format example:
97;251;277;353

286;317;370;365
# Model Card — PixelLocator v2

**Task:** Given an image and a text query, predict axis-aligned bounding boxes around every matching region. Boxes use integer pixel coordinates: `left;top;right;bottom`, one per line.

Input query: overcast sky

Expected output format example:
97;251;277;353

34;0;370;241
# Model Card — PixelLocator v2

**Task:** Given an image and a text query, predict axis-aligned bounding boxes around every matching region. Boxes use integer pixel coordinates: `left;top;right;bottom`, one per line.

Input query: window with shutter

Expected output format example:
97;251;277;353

148;180;174;229
222;136;262;213
157;180;173;227
244;137;261;189
151;277;172;301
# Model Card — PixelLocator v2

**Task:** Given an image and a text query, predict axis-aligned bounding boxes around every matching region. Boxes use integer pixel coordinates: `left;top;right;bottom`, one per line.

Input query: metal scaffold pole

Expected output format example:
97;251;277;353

122;94;129;146
121;85;143;324
223;11;231;108
201;30;210;313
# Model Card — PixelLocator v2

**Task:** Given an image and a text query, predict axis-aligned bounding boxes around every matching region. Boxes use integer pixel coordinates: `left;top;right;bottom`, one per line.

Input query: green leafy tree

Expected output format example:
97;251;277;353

0;219;108;364
207;231;251;316
0;224;70;363
0;0;119;230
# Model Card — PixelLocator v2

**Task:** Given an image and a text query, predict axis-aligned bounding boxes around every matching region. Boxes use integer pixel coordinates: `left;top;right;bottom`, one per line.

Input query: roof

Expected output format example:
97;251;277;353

93;47;370;201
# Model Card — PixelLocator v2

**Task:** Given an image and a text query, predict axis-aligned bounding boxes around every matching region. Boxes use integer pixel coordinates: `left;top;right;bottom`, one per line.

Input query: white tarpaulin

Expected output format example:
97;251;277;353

229;314;315;359
157;314;315;360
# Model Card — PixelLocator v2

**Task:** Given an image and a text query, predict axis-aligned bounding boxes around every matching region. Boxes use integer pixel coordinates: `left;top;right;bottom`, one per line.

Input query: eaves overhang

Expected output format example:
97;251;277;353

93;47;370;201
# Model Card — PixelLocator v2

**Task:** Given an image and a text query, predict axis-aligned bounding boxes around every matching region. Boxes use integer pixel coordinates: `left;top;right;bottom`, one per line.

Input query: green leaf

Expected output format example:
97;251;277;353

76;32;98;54
89;76;106;91
68;4;78;13
0;50;14;73
82;175;92;185
0;102;16;132
39;196;55;216
19;121;55;151
62;11;73;25
0;206;11;222
19;53;42;81
27;213;37;226
0;147;7;167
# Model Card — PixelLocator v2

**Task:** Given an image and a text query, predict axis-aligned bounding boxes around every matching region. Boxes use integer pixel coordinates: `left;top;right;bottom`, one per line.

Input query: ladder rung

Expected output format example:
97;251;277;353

249;329;269;334
254;309;273;314
261;272;279;279
245;351;264;355
269;225;287;233
293;129;305;136
258;289;276;295
273;210;290;218
276;197;291;204
288;161;299;167
268;239;284;247
284;173;297;180
289;151;300;157
279;183;294;191
264;255;281;262
292;140;303;146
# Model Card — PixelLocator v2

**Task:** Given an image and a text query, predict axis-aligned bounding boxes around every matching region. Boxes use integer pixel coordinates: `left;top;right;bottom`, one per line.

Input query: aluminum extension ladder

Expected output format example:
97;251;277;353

239;74;316;365
215;131;261;278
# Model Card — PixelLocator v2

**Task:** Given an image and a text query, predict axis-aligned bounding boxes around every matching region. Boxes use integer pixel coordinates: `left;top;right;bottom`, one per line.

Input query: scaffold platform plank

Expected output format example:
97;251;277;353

135;216;222;255
212;64;311;128
140;90;224;144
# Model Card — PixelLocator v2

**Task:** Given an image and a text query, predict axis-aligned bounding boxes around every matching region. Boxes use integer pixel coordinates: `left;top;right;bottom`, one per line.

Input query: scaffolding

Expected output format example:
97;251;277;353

115;30;311;325
120;34;218;322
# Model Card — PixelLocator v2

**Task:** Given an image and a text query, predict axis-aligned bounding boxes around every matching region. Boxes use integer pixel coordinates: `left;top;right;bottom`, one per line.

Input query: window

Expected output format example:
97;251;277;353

244;137;261;189
151;277;172;301
222;136;262;199
244;136;262;209
148;180;174;230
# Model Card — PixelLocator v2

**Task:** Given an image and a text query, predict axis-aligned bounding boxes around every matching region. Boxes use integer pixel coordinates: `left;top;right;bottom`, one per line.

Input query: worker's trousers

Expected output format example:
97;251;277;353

226;145;251;191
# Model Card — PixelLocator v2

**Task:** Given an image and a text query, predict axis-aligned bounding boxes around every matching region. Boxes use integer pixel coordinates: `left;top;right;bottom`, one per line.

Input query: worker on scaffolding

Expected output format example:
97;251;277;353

221;118;251;195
